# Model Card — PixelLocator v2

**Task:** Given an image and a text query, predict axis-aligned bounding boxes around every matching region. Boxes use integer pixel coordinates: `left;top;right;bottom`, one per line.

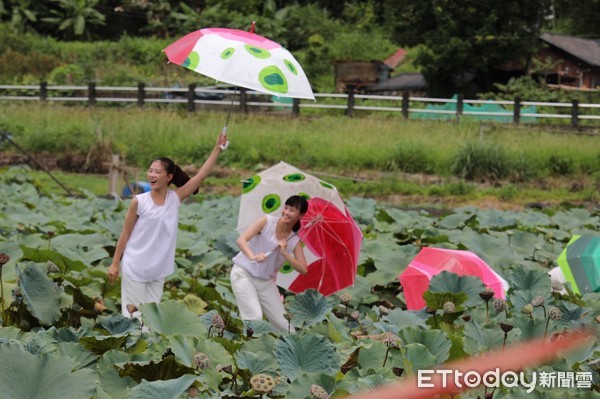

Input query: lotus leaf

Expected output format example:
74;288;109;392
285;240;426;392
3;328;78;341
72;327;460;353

463;320;504;354
20;247;87;273
403;342;440;372
181;294;208;315
95;313;141;336
551;209;599;230
556;301;594;328
80;335;128;355
18;263;62;325
235;350;279;375
127;374;203;399
509;290;553;315
336;367;397;394
346;197;377;225
287;288;333;327
56;341;99;369
274;333;339;381
427;271;487;307
356;340;404;369
281;371;336;399
506;268;551;294
0;343;97;399
382;308;428;330
512;315;547;340
243;319;277;336
140;300;207;336
398;326;451;363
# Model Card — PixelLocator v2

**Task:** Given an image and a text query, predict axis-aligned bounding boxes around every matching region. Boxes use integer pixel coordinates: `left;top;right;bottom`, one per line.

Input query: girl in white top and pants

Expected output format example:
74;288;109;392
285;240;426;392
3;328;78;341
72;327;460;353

108;133;228;319
231;195;309;331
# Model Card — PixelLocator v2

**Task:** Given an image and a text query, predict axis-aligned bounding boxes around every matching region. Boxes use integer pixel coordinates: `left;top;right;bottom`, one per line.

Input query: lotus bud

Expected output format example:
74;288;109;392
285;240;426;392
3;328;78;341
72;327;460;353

549;307;562;321
284;312;293;321
211;313;225;330
310;384;329;399
500;322;514;333
349;310;360;321
193;352;210;370
494;298;506;312
16;223;25;232
339;293;352;305
531;296;545;307
521;304;533;315
47;261;60;274
551;280;564;292
384;333;402;348
392;367;404;377
216;364;233;374
250;374;276;393
462;315;472;322
443;301;456;314
93;296;106;313
47;231;55;238
479;287;494;302
126;304;138;316
0;253;10;268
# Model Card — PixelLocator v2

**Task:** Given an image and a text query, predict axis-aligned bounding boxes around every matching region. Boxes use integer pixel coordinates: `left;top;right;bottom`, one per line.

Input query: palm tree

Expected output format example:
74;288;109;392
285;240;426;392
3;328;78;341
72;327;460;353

42;0;105;40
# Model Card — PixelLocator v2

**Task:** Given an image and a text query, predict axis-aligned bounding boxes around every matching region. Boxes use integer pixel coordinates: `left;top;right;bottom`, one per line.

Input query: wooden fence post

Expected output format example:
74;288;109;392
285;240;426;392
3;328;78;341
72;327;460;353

239;88;248;114
402;90;409;120
187;83;196;112
137;82;145;107
571;99;579;128
346;89;355;117
456;94;464;122
292;98;300;116
513;96;521;124
40;81;48;102
88;82;96;107
108;154;120;197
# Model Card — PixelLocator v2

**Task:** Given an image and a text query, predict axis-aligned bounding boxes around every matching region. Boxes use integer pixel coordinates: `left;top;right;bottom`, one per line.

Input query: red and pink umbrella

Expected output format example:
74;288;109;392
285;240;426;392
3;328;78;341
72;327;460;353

399;247;509;310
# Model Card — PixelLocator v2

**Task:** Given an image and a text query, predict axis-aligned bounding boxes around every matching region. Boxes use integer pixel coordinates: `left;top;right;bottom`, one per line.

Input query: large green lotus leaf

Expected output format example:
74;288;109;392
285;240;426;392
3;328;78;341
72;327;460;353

338;275;379;306
17;263;62;325
243;319;277;336
288;289;333;327
508;230;543;258
181;293;208;315
451;230;514;267
56;341;99;370
427;271;486;307
0;326;24;340
476;209;519;230
50;233;110;265
509;290;553;316
0;343;97;399
140;300;207;336
118;354;197;383
381;208;422;229
280;371;337;399
463;320;504;354
403;342;439;373
550;209;598;230
274;334;340;381
336;367;396;394
556;301;595;328
80;335;128;355
356;340;404;369
194;250;228;268
346;197;377;225
127;374;202;399
95;313;141;336
169;336;233;369
398;326;451;364
436;213;475;230
176;231;211;257
505;268;550;294
559;334;598;369
20;246;87;273
363;241;417;285
382;308;428;330
234;349;279;375
240;331;277;354
213;229;240;259
511;315;546;340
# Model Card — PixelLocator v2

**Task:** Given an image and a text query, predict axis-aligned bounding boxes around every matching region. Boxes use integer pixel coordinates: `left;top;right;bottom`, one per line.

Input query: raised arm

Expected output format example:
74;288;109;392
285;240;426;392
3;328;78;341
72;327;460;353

176;132;228;202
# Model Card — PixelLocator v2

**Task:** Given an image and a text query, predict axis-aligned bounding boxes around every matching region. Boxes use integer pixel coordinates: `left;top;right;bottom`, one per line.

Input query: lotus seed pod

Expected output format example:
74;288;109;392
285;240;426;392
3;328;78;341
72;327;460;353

378;305;390;315
349;310;360;321
479;287;495;302
126;304;138;315
46;261;60;273
384;334;402;348
246;327;254;338
443;301;456;313
425;307;437;315
493;298;506;312
500;322;514;333
211;313;225;330
551;280;563;291
339;293;352;304
250;374;276;393
549;307;562;321
188;386;200;398
588;358;600;372
193;352;211;370
0;253;10;267
462;314;472;322
521;304;533;315
284;312;293;321
310;384;329;399
531;296;545;307
216;364;233;374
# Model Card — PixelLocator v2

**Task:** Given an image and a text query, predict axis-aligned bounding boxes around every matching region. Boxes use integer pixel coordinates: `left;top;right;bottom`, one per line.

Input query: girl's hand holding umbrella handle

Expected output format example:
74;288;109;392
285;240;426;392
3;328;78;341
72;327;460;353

219;126;230;150
250;251;272;263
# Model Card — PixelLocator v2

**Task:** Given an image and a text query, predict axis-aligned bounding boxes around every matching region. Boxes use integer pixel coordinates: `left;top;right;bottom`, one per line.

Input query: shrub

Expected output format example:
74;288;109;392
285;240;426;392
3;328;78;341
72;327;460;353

451;141;511;181
547;155;574;176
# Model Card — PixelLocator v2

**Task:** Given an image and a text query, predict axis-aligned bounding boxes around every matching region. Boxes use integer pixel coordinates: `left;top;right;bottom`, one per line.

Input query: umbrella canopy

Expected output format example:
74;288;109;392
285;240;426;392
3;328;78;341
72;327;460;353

399;247;508;310
237;161;362;296
164;27;314;100
557;235;600;295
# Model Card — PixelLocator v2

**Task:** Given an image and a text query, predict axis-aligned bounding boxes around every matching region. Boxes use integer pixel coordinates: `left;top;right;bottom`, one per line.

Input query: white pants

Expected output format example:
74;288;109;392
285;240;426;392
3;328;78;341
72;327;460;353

121;275;164;320
230;264;294;332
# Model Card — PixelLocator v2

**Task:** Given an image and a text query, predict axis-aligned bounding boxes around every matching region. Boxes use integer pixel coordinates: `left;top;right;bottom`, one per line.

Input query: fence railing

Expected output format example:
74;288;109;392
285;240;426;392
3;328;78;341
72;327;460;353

1;82;599;128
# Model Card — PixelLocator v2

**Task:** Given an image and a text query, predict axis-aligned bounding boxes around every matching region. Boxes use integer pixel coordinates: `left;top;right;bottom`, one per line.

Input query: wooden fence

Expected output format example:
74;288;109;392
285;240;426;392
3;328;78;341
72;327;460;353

1;82;600;128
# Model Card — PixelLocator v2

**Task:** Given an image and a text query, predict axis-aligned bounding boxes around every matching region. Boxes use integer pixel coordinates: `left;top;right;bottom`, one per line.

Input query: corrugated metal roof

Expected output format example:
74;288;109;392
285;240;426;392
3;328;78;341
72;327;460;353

540;32;600;67
365;73;427;92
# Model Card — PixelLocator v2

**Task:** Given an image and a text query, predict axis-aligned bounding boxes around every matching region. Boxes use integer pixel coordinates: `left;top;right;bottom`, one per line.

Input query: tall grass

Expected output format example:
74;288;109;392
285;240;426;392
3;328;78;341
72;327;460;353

0;104;598;181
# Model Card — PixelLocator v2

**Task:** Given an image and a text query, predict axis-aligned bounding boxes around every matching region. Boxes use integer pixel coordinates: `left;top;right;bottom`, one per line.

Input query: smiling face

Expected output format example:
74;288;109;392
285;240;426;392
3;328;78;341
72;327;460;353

147;160;173;190
280;204;303;224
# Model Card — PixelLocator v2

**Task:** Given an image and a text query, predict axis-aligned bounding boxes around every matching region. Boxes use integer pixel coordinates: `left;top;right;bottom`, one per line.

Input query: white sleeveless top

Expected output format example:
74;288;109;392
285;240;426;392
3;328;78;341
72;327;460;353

233;215;301;280
122;190;181;282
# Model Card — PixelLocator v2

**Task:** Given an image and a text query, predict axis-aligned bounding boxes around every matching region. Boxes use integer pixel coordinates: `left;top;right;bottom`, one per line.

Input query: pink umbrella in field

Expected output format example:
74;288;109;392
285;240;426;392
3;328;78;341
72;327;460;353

399;247;508;310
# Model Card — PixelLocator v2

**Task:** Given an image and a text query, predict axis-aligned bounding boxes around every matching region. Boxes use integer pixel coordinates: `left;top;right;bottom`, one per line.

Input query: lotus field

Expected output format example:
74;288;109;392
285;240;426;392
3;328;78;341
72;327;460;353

0;166;598;399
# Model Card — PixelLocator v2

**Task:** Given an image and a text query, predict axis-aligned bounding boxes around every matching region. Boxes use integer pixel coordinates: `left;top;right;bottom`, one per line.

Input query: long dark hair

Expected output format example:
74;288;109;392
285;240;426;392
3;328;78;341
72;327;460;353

285;195;309;232
152;157;199;195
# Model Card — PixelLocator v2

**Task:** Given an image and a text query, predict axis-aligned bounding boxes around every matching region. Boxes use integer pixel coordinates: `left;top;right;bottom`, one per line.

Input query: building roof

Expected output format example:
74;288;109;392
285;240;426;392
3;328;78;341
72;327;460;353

540;32;600;67
365;72;427;92
384;48;407;69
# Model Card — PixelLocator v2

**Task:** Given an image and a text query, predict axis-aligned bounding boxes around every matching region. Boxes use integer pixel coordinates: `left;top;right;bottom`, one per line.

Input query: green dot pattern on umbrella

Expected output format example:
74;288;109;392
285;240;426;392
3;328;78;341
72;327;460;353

280;263;293;274
183;51;200;70
298;192;311;199
245;45;271;59
259;66;288;94
221;47;235;60
283;173;305;183
319;181;335;189
262;194;281;213
284;59;298;75
242;176;261;194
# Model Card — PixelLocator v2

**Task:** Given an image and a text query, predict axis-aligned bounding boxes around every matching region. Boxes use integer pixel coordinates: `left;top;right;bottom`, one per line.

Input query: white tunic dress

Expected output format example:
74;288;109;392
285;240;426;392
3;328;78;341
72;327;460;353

122;189;181;282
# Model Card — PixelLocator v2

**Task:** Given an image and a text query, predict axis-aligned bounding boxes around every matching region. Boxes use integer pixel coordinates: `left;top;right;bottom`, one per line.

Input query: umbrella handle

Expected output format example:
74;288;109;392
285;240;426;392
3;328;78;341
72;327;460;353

250;251;272;263
219;126;230;151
